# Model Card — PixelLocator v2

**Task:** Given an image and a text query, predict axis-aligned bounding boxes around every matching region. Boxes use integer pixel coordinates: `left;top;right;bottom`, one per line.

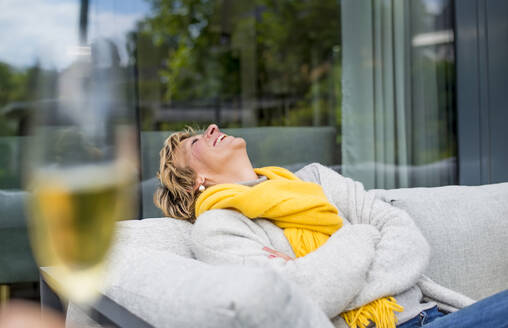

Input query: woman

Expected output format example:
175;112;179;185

154;124;508;328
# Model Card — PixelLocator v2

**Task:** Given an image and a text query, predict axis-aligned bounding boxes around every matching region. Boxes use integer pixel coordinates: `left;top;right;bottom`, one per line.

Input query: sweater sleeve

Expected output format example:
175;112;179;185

417;275;475;311
191;209;380;318
304;163;431;309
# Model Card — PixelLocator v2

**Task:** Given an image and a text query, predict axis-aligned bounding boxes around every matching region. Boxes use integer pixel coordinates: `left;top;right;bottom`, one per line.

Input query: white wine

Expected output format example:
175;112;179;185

29;164;134;304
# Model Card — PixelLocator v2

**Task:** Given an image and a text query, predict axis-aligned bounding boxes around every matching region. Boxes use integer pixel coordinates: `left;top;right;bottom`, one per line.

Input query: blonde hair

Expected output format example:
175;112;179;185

154;127;199;223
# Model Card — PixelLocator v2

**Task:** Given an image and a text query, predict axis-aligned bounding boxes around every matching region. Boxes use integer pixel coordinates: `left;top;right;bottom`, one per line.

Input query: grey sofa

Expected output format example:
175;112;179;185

0;136;39;285
0;190;38;284
67;179;508;328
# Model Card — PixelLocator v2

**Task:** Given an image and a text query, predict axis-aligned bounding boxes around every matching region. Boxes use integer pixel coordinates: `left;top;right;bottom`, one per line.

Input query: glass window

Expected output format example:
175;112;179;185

132;0;342;217
341;0;456;189
1;0;458;220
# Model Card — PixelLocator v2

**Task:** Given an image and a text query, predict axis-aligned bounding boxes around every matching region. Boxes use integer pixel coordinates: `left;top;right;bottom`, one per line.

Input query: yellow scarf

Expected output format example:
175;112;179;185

195;166;403;328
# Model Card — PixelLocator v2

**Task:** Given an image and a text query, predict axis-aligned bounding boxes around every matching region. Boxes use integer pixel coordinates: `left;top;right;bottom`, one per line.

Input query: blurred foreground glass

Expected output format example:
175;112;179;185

26;39;138;305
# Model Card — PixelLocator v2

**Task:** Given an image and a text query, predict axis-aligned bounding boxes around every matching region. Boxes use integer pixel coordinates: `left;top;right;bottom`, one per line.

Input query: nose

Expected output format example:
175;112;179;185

205;124;219;138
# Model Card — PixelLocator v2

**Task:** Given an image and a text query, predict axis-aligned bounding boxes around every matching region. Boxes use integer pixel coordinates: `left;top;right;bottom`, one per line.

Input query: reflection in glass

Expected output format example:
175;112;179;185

409;0;456;187
341;0;456;189
131;1;343;219
136;0;341;128
134;0;342;164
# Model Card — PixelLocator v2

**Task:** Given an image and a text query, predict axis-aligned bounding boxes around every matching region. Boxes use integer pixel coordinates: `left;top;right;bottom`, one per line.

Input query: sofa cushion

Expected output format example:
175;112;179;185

0;227;38;283
0;190;38;283
115;218;194;259
141;178;164;218
374;182;508;300
0;189;28;229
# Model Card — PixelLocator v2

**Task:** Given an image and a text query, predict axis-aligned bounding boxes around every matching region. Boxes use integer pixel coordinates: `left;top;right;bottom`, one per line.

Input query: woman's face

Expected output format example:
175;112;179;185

174;124;251;187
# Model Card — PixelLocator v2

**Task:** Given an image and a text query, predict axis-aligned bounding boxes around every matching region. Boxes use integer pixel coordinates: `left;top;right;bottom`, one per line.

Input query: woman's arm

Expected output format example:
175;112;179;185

191;209;380;318
299;163;431;309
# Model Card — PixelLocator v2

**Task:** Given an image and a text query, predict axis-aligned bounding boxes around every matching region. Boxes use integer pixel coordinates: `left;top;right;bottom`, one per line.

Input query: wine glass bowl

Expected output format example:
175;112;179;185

26;40;138;305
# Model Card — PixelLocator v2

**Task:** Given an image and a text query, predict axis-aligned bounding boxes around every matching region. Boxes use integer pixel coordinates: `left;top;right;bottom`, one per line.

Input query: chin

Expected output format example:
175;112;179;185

232;137;247;148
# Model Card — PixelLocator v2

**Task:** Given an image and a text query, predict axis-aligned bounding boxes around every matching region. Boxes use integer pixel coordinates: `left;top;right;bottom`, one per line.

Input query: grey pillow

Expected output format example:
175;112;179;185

104;245;332;328
374;182;508;300
114;218;194;259
68;244;333;328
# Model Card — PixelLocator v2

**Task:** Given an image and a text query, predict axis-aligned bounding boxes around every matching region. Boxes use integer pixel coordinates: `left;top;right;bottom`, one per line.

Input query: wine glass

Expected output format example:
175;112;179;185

26;38;138;306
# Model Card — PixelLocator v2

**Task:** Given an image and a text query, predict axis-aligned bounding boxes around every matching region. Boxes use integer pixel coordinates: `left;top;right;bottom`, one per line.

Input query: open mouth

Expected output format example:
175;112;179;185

213;134;227;146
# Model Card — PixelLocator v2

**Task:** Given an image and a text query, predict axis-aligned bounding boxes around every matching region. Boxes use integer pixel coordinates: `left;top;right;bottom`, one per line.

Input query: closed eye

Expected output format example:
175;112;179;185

191;138;198;145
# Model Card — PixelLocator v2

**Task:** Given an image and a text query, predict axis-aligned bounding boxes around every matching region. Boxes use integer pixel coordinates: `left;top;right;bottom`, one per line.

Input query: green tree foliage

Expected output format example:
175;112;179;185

136;0;342;128
0;62;33;136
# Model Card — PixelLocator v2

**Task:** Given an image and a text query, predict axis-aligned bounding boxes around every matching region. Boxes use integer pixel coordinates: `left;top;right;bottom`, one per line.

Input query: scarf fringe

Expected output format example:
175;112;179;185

341;297;404;328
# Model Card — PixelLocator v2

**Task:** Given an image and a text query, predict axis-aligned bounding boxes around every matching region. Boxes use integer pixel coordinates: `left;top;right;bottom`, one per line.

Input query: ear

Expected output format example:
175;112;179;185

193;175;206;191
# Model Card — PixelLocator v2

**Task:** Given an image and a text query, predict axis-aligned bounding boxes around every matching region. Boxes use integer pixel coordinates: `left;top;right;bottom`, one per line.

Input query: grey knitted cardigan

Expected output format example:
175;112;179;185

191;163;475;327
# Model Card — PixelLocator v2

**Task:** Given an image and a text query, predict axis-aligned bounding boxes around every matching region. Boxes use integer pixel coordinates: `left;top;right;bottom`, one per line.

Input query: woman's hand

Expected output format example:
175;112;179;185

0;301;65;328
262;246;294;261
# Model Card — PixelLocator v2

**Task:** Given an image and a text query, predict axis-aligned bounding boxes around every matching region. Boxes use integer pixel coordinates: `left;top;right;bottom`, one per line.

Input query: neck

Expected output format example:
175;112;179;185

230;165;259;183
222;158;258;183
221;148;258;183
208;158;258;186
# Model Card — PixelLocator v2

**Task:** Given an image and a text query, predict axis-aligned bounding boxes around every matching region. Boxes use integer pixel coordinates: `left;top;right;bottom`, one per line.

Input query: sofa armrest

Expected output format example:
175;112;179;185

41;268;153;328
67;244;333;328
